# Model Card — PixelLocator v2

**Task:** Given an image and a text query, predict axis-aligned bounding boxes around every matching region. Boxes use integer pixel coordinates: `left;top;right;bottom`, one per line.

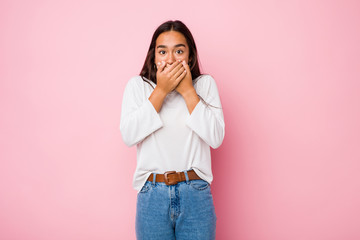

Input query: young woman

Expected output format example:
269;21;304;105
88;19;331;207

120;20;225;240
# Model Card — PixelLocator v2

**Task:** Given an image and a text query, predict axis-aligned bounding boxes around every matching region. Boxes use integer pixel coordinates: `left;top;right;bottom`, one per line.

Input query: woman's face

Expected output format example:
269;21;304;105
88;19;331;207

154;31;190;68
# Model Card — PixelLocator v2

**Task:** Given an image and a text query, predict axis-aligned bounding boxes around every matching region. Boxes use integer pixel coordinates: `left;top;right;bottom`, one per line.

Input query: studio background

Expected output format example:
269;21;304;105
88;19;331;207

1;0;360;239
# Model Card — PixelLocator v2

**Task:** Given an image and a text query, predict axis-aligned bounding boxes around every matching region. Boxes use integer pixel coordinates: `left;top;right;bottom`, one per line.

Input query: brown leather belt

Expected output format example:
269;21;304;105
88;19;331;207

147;170;202;185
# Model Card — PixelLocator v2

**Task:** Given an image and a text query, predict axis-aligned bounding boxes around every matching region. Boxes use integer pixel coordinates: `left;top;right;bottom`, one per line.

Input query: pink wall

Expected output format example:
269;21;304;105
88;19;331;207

1;0;360;239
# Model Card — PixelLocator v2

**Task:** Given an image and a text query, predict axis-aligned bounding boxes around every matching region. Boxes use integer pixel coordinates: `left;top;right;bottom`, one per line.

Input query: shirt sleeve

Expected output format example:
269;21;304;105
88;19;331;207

119;76;163;147
186;75;225;149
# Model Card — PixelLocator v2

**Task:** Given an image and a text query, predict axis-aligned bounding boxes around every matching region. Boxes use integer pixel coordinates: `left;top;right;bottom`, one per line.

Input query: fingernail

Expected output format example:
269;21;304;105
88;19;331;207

157;62;160;65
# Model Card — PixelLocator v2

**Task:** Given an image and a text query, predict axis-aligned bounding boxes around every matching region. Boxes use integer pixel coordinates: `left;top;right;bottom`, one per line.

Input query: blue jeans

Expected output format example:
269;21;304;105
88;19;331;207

135;170;217;240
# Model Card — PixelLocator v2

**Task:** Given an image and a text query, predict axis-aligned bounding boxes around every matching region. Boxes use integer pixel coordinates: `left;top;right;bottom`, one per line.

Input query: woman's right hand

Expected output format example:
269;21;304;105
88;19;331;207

156;60;187;95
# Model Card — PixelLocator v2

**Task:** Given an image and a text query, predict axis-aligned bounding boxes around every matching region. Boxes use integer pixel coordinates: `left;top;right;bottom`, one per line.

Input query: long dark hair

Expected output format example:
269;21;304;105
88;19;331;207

139;20;219;109
139;20;202;85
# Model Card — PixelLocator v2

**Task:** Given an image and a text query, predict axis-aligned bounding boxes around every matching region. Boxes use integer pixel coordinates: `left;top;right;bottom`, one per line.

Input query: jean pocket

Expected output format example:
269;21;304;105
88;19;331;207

189;179;210;191
139;182;151;193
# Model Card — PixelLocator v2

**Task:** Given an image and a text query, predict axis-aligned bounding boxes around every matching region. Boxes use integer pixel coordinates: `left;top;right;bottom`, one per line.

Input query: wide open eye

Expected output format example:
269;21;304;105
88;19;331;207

159;50;166;55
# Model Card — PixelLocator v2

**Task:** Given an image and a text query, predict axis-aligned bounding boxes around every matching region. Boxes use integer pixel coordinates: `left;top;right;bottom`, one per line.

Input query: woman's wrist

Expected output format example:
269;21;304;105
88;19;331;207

180;88;197;99
180;88;200;114
149;86;168;112
154;86;168;98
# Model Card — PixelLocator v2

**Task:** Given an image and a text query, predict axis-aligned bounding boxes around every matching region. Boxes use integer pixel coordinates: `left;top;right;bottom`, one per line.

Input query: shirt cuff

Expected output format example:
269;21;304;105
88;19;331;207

185;100;205;132
145;98;163;131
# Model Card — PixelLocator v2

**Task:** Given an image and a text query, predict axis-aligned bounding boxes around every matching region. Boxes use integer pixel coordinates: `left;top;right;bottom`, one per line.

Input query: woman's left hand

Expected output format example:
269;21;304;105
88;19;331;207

175;60;194;96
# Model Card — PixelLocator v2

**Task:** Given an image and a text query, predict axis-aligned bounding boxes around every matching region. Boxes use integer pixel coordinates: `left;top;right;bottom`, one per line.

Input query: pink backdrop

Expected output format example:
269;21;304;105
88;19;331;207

1;0;360;239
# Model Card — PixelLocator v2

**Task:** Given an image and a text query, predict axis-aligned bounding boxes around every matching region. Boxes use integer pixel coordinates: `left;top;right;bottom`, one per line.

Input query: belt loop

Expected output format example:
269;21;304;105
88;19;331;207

152;173;157;186
184;170;190;184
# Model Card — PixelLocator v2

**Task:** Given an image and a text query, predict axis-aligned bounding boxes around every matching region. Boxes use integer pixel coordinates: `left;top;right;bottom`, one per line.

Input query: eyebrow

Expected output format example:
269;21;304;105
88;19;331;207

156;44;186;49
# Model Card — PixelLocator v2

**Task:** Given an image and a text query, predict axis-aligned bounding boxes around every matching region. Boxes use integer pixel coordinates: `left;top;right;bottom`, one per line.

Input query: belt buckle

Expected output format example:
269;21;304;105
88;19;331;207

164;171;180;185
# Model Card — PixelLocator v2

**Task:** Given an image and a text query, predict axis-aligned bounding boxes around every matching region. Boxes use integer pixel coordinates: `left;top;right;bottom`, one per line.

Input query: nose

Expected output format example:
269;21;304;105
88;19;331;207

166;52;176;65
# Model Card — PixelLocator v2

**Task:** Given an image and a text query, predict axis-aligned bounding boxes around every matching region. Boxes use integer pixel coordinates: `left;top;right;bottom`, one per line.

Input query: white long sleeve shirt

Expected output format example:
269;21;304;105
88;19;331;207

119;74;225;192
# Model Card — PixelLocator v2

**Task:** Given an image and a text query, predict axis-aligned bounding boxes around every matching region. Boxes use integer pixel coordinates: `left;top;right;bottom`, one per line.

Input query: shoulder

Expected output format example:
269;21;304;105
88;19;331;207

194;74;218;89
194;73;216;83
125;75;155;90
126;75;145;87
